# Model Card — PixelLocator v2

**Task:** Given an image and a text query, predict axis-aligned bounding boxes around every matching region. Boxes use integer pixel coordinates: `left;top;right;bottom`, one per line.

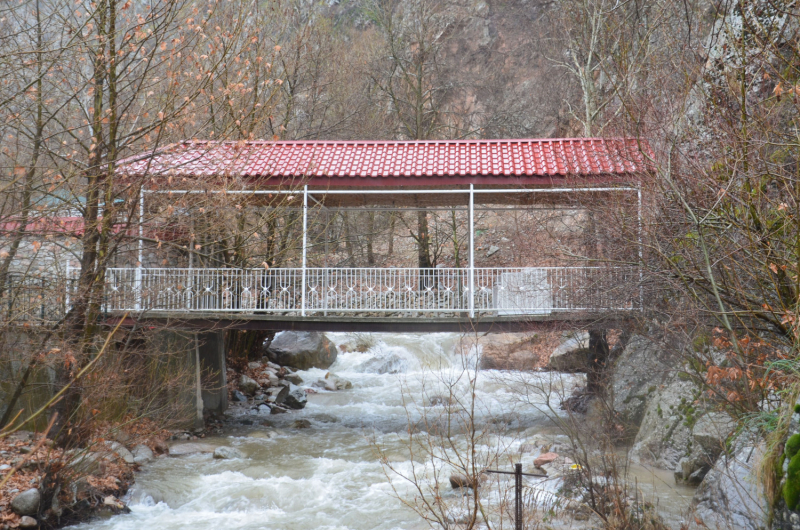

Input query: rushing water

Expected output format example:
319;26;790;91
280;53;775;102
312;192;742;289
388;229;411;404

72;332;694;530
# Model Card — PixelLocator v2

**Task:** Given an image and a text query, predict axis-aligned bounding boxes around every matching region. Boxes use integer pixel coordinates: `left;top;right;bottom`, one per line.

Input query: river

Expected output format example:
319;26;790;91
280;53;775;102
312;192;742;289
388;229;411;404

71;332;694;530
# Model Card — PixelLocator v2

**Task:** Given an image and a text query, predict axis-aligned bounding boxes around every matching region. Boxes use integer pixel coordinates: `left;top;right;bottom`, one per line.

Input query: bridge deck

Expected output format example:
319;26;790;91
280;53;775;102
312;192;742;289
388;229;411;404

107;312;635;333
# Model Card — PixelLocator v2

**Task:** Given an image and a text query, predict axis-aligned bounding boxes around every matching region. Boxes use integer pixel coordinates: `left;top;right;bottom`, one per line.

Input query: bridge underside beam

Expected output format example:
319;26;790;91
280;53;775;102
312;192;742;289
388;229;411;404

108;314;634;333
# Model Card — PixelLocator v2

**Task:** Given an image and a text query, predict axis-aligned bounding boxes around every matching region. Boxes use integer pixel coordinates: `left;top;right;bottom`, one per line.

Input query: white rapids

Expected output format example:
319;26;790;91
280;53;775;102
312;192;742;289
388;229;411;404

70;332;693;530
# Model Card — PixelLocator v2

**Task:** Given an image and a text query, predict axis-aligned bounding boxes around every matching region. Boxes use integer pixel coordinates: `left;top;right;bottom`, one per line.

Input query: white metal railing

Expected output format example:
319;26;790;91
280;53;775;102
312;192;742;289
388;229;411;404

102;267;639;317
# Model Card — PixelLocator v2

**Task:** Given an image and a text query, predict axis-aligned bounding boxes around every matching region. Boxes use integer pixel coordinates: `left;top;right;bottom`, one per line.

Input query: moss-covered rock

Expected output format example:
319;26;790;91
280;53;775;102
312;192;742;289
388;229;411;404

785;433;800;460
783;452;800;510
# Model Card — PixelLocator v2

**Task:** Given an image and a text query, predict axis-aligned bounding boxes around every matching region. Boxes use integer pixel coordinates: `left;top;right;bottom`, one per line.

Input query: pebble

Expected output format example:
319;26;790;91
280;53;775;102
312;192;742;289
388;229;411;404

534;452;559;467
0;464;11;471
449;474;479;489
19;516;37;529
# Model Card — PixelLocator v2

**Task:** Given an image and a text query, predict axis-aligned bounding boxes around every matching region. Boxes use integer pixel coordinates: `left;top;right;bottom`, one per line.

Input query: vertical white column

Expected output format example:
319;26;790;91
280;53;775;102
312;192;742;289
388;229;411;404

65;260;71;310
637;184;643;310
301;185;308;316
469;184;475;318
188;219;194;311
136;186;144;311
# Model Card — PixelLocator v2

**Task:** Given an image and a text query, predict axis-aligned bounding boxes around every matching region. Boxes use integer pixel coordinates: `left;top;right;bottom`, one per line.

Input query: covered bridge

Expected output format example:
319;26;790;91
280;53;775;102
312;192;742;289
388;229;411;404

107;137;650;332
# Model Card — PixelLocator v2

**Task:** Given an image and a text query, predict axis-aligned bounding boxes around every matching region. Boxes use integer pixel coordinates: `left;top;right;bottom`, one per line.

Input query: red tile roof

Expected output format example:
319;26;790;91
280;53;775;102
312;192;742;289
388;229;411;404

119;138;650;187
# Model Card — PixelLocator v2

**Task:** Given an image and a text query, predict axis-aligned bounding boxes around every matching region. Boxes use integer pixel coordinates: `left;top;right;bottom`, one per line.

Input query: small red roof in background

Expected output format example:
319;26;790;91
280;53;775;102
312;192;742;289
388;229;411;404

118;138;651;186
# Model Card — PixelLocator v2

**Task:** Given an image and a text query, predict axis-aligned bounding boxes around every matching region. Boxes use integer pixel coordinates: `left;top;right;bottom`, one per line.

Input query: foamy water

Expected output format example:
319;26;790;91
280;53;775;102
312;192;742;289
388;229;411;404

71;333;692;530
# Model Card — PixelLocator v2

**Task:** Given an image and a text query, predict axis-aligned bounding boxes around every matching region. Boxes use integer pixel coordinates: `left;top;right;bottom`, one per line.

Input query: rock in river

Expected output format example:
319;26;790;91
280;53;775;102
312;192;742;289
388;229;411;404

213;446;246;460
266;385;290;405
168;442;216;456
266;331;337;370
358;354;407;374
534;452;559;467
283;384;307;409
313;373;353;391
11;488;40;515
547;332;590;372
449;474;479;489
132;444;154;464
285;373;304;385
239;374;260;396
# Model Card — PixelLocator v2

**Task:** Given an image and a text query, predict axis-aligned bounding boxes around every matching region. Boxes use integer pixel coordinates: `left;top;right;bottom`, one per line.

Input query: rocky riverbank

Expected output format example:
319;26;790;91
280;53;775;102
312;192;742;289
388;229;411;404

0;421;171;530
227;331;354;416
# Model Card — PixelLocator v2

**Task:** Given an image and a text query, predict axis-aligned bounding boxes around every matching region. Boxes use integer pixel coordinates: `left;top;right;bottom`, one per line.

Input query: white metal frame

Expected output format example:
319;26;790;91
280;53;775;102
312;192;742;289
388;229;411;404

132;185;642;318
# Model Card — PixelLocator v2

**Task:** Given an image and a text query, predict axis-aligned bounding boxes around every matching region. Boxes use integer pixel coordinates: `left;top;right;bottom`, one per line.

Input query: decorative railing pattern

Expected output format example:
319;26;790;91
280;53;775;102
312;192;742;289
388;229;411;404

103;266;639;316
0;274;73;323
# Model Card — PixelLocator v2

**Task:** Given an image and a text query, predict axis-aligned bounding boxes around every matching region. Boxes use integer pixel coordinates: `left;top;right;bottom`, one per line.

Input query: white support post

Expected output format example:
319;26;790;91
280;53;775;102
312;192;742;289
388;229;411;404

301;185;308;316
469;184;475;319
136;186;144;311
637;184;643;310
65;260;71;310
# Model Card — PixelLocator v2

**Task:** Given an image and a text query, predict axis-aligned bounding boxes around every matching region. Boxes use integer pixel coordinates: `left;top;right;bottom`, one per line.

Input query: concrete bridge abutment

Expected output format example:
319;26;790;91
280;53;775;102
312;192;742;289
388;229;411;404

152;329;227;429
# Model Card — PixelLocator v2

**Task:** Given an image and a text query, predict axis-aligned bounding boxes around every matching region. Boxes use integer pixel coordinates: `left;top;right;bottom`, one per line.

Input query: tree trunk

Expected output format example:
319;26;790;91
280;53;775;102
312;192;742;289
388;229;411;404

586;329;610;395
387;213;396;257
417;210;432;268
343;212;355;265
366;212;375;266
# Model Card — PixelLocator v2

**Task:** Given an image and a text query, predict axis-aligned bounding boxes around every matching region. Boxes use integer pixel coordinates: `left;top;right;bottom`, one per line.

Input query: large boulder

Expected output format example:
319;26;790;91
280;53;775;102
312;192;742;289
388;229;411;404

629;377;700;470
692;440;769;530
10;488;40;515
675;412;736;485
358;354;407;374
547;332;590;372
475;332;554;370
692;412;735;455
609;336;672;435
266;332;337;370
